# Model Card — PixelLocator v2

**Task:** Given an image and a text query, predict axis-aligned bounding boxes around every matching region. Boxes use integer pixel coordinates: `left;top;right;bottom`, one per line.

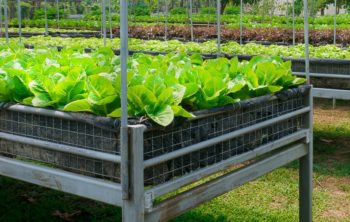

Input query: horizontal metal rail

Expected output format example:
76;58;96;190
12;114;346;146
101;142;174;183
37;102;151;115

0;156;123;206
0;132;121;163
145;143;308;221
144;106;310;168
312;88;350;100
146;129;309;199
5;104;80;122
293;71;350;79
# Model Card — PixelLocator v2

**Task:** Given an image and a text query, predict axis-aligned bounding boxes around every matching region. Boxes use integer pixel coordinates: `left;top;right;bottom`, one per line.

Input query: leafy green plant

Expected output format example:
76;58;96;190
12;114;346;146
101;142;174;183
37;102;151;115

0;46;304;126
170;8;187;15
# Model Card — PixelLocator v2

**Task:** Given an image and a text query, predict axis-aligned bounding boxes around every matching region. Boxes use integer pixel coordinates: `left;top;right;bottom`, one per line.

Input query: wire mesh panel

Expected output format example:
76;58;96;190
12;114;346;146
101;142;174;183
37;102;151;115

0;109;120;181
143;85;310;185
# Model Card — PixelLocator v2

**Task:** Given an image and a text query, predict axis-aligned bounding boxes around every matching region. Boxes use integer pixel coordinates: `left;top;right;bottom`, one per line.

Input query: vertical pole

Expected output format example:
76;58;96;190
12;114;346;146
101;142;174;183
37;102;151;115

17;0;21;43
239;0;243;45
108;0;113;39
56;0;59;30
122;125;146;222
207;0;210;28
102;0;107;46
4;0;8;43
189;0;194;41
165;0;168;40
44;0;48;35
292;0;295;45
157;0;160;24
120;0;129;201
216;0;221;56
0;0;3;38
333;0;336;45
300;0;313;221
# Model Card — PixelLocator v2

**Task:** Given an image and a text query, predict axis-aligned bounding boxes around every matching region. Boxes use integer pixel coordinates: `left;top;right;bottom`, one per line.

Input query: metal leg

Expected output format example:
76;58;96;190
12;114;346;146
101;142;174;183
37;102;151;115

122;125;146;222
299;147;313;222
300;91;313;222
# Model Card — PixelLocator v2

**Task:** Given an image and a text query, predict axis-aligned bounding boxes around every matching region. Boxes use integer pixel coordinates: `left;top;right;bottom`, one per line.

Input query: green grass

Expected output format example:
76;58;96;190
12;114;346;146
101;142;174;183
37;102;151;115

0;105;349;221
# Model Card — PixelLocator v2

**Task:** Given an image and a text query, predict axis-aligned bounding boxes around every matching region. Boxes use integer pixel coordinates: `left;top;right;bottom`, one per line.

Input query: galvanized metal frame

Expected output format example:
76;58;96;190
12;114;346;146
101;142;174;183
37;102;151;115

0;107;313;221
293;71;350;100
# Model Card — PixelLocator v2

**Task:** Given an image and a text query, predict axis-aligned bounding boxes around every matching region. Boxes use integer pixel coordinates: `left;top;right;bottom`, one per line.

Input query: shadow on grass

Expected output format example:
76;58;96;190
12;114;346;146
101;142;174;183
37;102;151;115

285;123;350;177
0;175;294;222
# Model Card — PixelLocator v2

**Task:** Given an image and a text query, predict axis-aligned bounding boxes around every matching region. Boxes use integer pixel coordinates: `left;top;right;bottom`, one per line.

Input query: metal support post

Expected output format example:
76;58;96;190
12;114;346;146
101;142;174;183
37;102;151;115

108;0;113;39
56;0;59;30
101;0;107;46
189;0;194;42
165;0;168;40
157;0;160;24
300;0;313;221
17;0;21;43
4;0;8;43
333;0;337;45
44;0;48;35
216;0;220;56
0;0;3;37
120;0;129;202
292;0;295;45
239;0;243;45
122;125;146;222
207;0;210;28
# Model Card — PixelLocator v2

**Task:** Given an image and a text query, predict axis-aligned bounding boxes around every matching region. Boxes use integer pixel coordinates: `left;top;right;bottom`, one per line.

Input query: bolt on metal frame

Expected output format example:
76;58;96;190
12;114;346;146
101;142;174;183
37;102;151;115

0;1;313;222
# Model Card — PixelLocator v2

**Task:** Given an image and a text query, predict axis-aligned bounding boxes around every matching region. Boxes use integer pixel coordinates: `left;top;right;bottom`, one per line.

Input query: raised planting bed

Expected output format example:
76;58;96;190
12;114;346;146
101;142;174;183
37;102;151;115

0;85;310;186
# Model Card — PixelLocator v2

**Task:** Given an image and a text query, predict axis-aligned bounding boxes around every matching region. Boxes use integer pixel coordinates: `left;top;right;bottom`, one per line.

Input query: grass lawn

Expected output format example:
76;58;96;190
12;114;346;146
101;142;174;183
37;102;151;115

0;99;349;222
